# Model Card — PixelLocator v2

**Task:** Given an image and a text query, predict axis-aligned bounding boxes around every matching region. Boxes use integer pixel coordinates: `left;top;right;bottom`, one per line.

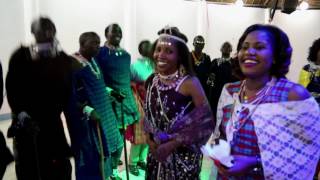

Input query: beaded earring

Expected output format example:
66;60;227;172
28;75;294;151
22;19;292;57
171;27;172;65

179;65;186;76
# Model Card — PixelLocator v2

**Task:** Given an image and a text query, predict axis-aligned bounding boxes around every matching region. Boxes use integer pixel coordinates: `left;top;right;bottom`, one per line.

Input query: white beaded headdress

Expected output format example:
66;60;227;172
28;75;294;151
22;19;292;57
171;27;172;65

158;25;187;45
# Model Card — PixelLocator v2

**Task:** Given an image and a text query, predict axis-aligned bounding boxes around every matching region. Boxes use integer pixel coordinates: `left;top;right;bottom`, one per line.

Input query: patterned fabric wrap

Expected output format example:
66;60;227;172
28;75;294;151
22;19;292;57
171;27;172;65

77;64;123;154
169;102;214;148
216;78;320;180
144;102;214;149
217;81;264;180
127;82;147;144
252;98;320;180
96;46;140;127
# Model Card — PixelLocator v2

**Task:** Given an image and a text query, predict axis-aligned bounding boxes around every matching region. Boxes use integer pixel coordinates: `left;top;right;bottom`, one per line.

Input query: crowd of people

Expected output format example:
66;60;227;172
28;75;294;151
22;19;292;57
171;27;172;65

0;16;319;180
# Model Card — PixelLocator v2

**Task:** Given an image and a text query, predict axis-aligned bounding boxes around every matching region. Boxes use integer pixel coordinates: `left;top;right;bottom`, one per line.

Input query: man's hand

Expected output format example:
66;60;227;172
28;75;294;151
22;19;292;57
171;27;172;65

90;110;101;123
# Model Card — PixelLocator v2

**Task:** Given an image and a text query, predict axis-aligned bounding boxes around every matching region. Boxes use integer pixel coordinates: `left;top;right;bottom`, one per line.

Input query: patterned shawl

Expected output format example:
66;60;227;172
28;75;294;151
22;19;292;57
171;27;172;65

252;97;320;180
144;102;214;150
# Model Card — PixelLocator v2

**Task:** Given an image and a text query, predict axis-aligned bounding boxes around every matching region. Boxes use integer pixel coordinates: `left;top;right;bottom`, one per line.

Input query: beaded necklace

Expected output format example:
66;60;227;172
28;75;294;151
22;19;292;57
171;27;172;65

241;79;271;104
191;51;203;66
226;77;276;142
87;59;102;79
154;73;183;91
146;74;190;130
158;70;179;81
74;53;102;79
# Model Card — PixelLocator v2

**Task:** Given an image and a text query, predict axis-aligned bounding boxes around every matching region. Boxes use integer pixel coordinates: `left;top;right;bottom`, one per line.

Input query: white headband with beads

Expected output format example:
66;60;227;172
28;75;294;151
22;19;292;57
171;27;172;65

158;34;186;45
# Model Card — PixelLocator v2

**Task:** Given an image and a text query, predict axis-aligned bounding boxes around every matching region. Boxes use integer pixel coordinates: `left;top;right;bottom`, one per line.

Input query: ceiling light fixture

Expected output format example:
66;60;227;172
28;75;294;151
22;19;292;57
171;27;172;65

299;1;309;10
235;0;244;6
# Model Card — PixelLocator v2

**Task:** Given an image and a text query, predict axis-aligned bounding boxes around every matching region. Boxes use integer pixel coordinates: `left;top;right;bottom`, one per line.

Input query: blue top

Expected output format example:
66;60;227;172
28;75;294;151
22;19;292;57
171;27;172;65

96;46;139;127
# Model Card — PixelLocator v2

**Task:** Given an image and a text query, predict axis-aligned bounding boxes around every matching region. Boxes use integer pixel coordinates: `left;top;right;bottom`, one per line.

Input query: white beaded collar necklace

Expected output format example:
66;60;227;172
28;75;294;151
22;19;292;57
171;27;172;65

73;53;102;79
158;70;179;81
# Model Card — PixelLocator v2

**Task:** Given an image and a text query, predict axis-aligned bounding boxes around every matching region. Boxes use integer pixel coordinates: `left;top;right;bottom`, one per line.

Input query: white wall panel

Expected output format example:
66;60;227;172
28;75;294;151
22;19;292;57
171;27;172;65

271;10;320;81
37;0;126;54
206;4;265;59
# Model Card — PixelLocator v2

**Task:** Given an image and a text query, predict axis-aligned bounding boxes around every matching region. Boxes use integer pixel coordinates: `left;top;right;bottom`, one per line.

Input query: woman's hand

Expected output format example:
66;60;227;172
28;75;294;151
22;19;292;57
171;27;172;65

154;139;180;162
215;155;259;177
146;134;158;156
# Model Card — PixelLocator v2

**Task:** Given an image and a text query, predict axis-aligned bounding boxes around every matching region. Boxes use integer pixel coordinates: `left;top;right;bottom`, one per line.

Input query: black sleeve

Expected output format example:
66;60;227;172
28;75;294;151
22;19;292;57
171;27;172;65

209;59;218;73
5;47;29;114
0;130;13;167
63;59;90;152
75;74;90;112
204;54;212;71
205;54;211;63
63;57;89;117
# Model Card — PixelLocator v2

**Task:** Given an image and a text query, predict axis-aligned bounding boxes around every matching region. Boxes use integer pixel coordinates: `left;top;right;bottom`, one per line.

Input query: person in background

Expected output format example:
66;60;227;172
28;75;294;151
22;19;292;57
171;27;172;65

208;41;238;115
5;17;79;180
214;24;320;180
298;37;320;179
190;35;212;98
71;32;122;180
96;23;139;180
0;62;14;179
299;38;320;105
126;40;154;176
144;26;213;179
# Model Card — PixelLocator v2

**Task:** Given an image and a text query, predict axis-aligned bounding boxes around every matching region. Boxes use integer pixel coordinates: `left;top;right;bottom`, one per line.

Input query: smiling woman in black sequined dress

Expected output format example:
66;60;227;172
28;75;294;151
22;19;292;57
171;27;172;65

144;27;214;180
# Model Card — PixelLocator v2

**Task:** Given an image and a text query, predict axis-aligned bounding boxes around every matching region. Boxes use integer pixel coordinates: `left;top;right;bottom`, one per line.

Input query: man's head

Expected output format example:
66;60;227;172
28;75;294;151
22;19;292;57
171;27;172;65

104;23;122;47
79;32;100;59
31;17;56;43
193;35;205;52
138;40;151;57
220;42;232;58
308;38;320;65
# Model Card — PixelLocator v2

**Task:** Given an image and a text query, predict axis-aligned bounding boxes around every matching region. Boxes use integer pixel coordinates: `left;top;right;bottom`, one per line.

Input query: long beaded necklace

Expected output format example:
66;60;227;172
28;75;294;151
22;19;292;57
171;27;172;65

88;59;102;79
146;74;190;130
226;77;276;142
241;79;271;104
191;51;203;66
74;53;102;79
151;74;182;122
146;77;172;130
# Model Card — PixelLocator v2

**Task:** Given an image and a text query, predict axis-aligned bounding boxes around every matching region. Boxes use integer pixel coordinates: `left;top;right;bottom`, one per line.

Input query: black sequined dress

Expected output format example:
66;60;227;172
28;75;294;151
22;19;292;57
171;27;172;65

145;75;202;180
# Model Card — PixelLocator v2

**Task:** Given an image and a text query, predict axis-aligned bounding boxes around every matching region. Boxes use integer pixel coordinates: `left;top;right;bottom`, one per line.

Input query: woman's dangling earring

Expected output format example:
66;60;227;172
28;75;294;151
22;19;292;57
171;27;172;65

179;65;186;76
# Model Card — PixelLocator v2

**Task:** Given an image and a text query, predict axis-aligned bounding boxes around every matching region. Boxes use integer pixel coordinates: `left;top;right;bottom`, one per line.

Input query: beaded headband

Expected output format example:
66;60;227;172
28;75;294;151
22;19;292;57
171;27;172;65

158;34;187;45
194;39;205;44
